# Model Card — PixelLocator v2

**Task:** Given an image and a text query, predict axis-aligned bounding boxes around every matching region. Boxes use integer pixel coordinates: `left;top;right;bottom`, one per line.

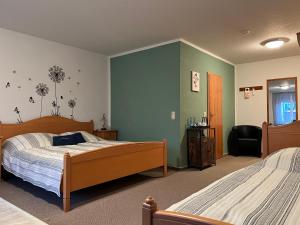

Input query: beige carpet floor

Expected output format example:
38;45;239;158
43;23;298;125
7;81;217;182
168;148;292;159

0;156;260;225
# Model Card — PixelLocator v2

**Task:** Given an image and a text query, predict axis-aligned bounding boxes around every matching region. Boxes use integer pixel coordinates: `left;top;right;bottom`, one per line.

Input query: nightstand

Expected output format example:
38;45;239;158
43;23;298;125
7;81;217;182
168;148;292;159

94;130;118;141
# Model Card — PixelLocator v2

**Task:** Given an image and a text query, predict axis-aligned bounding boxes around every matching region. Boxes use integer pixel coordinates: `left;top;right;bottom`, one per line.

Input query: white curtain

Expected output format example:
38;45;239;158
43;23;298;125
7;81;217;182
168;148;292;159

272;92;296;125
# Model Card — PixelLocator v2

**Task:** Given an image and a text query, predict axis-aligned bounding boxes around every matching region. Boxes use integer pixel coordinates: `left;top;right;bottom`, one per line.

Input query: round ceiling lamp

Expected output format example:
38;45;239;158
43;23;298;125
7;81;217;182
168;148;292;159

261;38;289;49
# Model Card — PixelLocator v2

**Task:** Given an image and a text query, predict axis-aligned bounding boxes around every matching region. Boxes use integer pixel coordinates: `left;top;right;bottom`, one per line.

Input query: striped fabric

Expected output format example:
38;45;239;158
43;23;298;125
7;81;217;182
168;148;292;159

4;133;54;150
167;147;300;225
2;139;127;196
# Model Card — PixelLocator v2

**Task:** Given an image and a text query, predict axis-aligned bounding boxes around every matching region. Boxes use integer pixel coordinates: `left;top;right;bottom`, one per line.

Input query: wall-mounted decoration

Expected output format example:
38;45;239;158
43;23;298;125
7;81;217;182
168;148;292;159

36;83;49;117
191;71;200;92
68;99;76;119
14;107;23;123
48;65;65;116
239;86;263;100
3;63;87;124
29;97;35;103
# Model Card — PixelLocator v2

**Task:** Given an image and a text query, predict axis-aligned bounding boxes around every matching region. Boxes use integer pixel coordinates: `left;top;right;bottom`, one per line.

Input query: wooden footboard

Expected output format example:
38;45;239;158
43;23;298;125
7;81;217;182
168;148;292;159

63;140;167;212
142;197;232;225
262;121;300;158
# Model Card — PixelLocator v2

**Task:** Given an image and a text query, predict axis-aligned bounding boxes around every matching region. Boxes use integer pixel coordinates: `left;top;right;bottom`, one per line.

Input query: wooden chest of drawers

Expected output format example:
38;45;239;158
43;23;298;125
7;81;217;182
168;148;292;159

94;130;118;141
187;127;216;169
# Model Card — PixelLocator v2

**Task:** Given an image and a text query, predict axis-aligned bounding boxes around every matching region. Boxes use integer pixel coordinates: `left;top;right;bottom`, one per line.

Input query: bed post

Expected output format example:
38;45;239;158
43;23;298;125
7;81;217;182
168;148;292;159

63;152;71;212
143;196;158;225
163;139;168;177
262;122;268;158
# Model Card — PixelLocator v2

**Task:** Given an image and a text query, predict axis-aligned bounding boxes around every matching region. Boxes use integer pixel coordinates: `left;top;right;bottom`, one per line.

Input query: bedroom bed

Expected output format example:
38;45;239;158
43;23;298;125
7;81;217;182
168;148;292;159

142;121;300;225
0;116;167;212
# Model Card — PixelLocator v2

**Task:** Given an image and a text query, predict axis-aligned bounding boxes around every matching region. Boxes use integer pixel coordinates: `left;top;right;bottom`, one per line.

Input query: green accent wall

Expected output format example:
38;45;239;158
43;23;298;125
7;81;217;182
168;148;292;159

179;42;235;167
111;42;181;167
111;41;235;168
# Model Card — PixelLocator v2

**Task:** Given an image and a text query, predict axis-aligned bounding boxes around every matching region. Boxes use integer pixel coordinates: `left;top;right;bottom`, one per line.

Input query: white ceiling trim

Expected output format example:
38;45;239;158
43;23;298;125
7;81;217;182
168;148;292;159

179;39;235;66
110;38;235;66
109;39;180;59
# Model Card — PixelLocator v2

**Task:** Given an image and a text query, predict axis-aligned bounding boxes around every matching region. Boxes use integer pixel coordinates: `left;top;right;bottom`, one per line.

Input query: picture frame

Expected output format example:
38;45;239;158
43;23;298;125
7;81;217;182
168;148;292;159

191;71;200;92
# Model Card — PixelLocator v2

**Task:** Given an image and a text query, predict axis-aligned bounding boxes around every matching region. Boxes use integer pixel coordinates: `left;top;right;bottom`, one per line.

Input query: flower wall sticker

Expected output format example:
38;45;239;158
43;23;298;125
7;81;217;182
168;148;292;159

14;107;23;123
48;65;65;116
68;99;76;119
36;83;49;117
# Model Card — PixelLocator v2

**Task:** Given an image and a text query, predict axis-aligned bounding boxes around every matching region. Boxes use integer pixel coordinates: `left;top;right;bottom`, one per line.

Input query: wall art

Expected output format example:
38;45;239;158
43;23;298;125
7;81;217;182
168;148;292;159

191;71;200;92
48;65;65;116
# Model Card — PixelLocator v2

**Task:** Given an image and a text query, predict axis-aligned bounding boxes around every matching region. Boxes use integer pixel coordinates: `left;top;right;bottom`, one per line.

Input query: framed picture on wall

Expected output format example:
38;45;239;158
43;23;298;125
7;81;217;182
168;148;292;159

191;71;200;92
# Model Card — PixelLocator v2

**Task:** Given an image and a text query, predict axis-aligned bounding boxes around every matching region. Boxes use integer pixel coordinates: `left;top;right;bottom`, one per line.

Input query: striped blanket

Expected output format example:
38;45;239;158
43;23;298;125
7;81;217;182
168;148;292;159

3;139;126;196
168;147;300;225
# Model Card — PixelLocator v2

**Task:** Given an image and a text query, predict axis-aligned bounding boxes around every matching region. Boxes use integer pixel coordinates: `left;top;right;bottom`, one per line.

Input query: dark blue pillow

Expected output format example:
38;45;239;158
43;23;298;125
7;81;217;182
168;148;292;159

53;132;86;146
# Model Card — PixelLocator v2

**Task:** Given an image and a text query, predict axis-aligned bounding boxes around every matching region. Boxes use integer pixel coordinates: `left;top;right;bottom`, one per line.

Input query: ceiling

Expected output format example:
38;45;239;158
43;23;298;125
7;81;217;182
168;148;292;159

0;0;300;64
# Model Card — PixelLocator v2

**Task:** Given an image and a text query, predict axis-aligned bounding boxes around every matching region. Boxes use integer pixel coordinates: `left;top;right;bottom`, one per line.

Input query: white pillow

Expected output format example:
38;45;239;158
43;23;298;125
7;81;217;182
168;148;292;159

61;131;103;142
3;133;54;151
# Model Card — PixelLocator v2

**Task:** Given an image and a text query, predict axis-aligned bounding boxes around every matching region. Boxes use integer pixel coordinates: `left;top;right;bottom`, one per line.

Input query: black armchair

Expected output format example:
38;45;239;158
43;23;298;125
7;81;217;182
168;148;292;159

228;125;262;157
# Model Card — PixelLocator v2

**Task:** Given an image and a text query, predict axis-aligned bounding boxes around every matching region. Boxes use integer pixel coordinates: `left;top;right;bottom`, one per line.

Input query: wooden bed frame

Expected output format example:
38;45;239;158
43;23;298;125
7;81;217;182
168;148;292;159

262;121;300;158
142;121;300;225
0;116;167;212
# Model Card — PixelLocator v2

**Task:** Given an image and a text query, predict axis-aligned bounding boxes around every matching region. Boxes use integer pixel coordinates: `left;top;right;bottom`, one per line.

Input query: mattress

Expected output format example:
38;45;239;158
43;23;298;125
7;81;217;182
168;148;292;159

168;147;300;225
0;198;47;225
3;140;126;196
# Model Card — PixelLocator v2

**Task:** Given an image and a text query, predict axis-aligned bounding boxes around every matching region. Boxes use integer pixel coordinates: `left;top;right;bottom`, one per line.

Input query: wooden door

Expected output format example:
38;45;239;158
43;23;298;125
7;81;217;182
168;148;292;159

208;73;223;159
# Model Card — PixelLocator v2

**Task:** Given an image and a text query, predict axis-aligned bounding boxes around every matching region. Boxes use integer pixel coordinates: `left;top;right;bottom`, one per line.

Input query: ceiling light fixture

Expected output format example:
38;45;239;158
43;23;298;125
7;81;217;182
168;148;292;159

261;38;289;49
280;85;289;90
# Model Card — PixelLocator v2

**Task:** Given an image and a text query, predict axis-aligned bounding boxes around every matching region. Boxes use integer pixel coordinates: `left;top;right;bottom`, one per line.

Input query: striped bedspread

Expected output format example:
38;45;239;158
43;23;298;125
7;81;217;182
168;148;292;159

168;147;300;225
3;140;126;196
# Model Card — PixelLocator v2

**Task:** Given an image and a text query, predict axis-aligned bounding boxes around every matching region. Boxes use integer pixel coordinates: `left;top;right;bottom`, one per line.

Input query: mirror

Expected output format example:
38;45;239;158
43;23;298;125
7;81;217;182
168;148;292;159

267;77;298;125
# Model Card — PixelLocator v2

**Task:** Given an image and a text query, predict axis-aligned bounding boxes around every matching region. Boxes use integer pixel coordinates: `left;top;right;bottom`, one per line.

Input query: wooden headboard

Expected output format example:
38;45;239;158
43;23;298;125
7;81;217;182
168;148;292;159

0;116;94;141
262;121;300;158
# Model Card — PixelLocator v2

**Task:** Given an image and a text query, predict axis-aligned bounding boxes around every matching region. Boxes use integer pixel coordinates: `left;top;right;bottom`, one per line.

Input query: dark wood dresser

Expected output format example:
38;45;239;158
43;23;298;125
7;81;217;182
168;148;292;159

187;127;216;169
94;130;118;141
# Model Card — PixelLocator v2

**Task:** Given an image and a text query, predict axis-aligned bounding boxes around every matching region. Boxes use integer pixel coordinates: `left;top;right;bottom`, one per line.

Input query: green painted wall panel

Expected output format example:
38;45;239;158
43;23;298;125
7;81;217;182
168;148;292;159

111;42;181;167
179;42;235;167
111;41;235;168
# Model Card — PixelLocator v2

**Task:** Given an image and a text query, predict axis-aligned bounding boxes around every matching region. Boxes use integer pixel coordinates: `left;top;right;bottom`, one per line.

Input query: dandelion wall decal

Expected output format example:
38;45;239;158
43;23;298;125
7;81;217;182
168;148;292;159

5;82;10;88
36;83;49;117
12;70;16;74
48;65;65;116
29;97;35;103
68;99;76;119
14;107;23;123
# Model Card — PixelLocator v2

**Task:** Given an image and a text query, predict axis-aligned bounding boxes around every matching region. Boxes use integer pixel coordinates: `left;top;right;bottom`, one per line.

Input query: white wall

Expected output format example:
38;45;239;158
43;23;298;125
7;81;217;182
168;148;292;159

0;28;109;129
236;55;300;127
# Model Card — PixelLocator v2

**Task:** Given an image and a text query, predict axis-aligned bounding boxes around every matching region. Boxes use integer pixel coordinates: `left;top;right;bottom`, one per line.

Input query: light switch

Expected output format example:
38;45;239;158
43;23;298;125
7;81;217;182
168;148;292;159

171;111;176;120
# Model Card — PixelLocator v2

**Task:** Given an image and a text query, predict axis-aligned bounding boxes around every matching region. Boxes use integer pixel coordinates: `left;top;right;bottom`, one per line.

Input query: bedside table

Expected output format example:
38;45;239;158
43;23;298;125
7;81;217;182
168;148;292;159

94;130;118;141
